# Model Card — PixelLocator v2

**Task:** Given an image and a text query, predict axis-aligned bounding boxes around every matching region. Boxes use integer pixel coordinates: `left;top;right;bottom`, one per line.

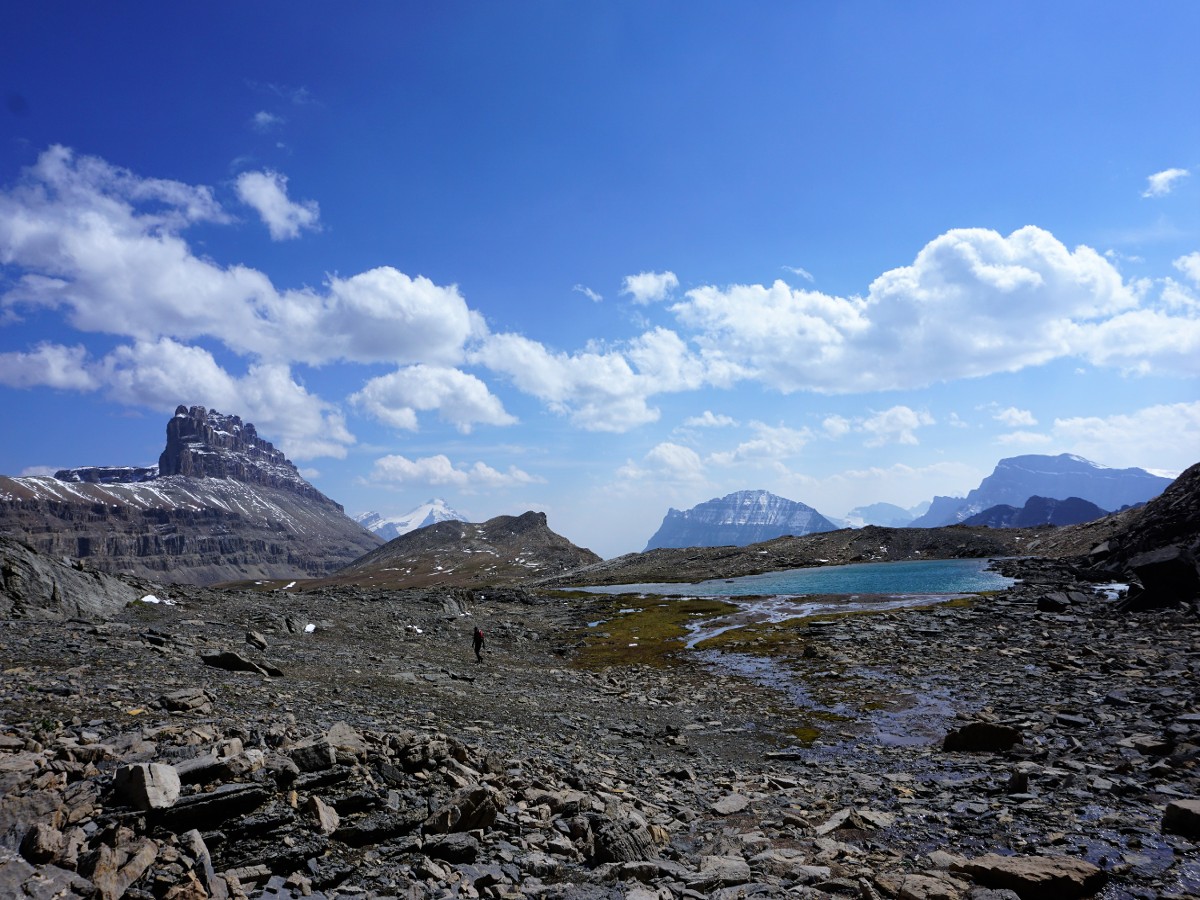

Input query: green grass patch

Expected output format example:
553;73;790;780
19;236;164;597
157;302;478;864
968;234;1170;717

571;595;737;670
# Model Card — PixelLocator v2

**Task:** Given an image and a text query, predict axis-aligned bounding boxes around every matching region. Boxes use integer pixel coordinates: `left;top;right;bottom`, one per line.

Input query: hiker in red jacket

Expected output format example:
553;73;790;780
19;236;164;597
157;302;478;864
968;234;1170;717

472;626;485;663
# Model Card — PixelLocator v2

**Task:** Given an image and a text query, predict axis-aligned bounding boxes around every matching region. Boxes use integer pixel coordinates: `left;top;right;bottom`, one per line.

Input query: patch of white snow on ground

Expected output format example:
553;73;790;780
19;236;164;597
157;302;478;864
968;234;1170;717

304;623;316;633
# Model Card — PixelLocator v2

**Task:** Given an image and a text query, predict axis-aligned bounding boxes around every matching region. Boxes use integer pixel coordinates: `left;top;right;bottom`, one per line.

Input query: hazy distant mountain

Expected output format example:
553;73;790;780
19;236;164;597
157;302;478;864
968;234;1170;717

645;489;838;551
910;454;1170;528
961;495;1109;528
355;499;464;542
843;501;930;528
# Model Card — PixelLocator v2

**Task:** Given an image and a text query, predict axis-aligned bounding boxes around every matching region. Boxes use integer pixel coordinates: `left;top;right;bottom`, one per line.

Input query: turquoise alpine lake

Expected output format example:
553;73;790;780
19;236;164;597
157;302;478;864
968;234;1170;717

580;557;1014;598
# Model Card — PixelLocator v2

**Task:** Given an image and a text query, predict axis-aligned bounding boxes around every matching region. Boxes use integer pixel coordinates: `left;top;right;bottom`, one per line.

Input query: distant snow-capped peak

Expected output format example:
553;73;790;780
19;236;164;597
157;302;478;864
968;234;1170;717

355;498;464;541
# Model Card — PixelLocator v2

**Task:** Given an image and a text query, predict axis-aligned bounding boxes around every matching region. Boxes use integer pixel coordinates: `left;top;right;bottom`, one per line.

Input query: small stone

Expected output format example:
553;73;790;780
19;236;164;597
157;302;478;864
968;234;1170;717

711;793;750;816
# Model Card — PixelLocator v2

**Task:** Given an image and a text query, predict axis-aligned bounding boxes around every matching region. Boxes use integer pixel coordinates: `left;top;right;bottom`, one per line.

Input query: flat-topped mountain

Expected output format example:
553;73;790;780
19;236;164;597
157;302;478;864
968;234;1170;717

319;510;601;589
0;405;380;585
645;489;838;551
911;453;1170;527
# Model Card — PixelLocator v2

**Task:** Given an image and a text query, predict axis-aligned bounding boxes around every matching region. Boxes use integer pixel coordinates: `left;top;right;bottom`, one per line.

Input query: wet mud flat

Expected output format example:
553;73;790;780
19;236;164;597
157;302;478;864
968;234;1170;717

1;560;1197;899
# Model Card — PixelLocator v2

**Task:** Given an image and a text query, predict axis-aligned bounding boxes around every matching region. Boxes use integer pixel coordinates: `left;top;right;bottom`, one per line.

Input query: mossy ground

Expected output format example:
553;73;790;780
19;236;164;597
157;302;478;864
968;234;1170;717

569;594;738;669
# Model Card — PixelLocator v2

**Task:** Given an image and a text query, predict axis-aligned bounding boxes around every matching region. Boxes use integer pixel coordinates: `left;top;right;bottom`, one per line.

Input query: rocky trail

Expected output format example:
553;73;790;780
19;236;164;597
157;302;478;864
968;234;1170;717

1;556;1199;899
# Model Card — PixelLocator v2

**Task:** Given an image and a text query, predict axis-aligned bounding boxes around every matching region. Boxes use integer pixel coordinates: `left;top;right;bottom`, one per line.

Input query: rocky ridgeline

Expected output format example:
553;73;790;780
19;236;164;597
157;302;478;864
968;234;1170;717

327;512;603;590
156;406;326;507
2;541;1199;899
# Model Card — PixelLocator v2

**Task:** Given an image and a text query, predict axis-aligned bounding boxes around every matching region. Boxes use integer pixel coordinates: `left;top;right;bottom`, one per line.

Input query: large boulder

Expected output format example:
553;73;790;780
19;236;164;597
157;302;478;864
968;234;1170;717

1117;545;1200;612
953;854;1106;899
0;538;142;621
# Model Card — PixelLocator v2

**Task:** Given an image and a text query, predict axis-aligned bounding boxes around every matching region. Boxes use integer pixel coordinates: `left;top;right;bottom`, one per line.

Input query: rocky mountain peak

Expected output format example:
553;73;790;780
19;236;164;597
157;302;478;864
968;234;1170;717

645;489;838;551
157;404;324;505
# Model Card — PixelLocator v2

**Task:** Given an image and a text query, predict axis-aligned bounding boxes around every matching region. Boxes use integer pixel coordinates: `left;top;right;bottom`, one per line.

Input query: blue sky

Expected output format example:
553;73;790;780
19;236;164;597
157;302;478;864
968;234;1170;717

1;3;1198;558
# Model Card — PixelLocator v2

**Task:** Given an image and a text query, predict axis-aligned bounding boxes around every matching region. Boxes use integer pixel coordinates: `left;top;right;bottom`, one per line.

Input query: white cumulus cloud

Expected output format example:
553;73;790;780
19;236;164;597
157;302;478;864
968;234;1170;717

621;270;679;304
0;343;98;390
1051;401;1200;473
96;338;354;459
617;442;707;483
234;169;320;240
474;327;705;432
350;364;515;433
1175;252;1200;286
671;226;1157;393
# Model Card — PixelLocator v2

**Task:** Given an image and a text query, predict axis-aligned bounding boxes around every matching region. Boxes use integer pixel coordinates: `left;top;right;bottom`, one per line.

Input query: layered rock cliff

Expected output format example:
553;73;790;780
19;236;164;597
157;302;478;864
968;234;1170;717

644;489;838;551
0;405;380;585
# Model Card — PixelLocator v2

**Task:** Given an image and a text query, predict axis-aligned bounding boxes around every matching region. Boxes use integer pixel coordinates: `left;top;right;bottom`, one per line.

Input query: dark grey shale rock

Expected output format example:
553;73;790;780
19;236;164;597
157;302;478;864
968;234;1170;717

0;536;142;620
1162;798;1200;836
201;649;284;677
943;722;1023;753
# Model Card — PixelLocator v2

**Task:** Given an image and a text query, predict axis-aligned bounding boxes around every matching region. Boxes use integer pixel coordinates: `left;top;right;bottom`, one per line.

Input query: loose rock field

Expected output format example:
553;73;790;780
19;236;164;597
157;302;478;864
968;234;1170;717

1;559;1198;899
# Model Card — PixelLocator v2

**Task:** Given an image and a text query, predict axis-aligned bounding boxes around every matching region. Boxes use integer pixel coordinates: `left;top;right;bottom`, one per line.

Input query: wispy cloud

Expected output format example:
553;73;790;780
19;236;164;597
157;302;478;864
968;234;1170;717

573;284;602;303
251;111;284;133
683;410;738;428
782;265;814;282
234;169;320;240
1142;167;1189;198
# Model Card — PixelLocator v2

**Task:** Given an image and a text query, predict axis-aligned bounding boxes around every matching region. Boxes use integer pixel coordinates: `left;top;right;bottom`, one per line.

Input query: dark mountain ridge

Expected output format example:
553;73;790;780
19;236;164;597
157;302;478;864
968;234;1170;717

961;495;1109;528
